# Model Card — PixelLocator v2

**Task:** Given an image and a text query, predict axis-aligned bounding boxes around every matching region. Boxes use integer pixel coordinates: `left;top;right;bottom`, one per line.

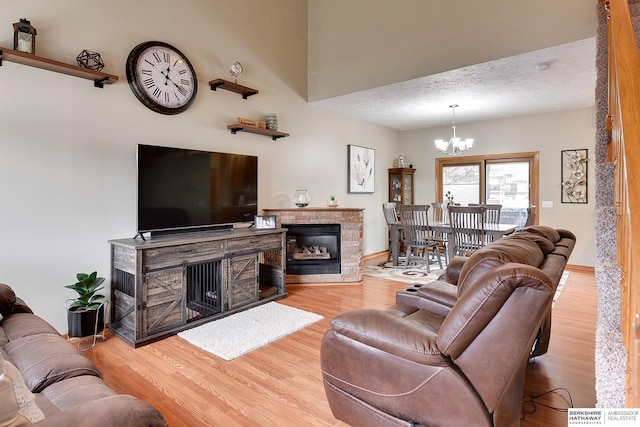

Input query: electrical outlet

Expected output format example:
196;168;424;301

541;201;553;208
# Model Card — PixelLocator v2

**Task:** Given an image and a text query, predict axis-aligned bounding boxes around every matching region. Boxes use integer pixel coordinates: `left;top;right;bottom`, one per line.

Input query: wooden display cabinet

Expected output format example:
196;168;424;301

388;167;415;205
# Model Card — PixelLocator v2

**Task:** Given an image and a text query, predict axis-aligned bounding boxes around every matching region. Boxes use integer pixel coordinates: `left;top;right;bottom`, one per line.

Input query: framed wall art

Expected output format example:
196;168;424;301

348;144;375;193
255;215;276;230
561;149;588;204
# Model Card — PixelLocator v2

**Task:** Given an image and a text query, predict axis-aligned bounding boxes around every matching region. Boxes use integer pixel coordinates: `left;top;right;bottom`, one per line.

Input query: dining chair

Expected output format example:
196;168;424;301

430;202;448;264
383;202;400;262
525;204;537;226
470;203;502;243
430;202;445;222
397;204;443;272
448;205;486;256
499;207;526;228
469;203;502;224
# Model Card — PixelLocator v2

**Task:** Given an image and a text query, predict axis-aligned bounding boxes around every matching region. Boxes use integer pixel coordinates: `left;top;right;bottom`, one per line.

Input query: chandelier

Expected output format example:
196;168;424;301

434;104;474;155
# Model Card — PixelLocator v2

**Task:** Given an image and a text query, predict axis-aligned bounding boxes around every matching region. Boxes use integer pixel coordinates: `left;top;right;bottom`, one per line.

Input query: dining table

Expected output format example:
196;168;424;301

388;220;519;267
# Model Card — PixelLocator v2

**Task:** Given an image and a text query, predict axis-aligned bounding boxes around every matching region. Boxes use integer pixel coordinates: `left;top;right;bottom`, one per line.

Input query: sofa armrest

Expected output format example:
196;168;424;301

557;228;576;240
396;281;457;318
416;281;457;308
12;297;33;314
33;395;166;427
437;257;467;284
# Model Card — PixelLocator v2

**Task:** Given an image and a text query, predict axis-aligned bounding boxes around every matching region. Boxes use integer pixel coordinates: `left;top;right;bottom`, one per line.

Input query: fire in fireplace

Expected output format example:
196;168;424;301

284;224;341;275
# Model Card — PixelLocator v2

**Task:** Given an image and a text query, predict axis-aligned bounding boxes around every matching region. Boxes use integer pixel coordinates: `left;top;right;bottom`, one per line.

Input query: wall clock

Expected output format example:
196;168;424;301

126;41;198;115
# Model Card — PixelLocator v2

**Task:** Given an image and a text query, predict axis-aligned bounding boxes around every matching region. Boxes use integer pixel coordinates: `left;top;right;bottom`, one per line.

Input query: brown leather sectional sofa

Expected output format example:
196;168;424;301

0;283;167;426
321;225;575;427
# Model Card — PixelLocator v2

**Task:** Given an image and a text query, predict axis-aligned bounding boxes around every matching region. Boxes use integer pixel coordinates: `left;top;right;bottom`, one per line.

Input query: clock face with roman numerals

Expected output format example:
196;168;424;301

126;41;198;115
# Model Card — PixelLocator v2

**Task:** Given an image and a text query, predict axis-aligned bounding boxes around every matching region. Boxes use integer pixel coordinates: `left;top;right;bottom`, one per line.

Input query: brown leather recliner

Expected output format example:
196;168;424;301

321;227;571;427
397;225;575;358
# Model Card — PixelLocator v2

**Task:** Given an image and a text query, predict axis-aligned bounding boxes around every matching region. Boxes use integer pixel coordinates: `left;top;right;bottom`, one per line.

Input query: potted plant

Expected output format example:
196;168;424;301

65;271;106;338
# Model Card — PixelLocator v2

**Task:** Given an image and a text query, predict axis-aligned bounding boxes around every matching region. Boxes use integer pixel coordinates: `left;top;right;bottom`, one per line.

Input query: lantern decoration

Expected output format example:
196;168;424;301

76;50;105;71
13;18;37;54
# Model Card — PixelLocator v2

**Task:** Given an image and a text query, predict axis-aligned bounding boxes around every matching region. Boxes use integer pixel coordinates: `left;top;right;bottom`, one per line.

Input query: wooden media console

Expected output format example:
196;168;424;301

108;228;286;347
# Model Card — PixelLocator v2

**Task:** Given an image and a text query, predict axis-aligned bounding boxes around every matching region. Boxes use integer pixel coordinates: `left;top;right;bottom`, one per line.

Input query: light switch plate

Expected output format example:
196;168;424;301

541;201;553;208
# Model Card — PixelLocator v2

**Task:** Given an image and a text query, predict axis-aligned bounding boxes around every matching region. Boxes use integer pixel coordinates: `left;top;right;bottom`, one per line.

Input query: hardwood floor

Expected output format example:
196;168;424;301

84;256;597;426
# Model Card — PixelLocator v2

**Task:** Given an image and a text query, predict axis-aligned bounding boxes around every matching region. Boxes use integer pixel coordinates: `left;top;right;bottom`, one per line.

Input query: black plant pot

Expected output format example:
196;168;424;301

67;305;105;338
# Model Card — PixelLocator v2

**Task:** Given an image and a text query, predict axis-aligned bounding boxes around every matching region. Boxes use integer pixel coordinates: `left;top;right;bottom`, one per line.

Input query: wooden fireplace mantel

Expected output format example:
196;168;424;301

262;207;364;213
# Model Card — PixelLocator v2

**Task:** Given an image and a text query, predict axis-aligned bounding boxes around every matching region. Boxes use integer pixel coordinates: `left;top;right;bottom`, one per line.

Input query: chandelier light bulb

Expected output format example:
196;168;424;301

434;104;474;156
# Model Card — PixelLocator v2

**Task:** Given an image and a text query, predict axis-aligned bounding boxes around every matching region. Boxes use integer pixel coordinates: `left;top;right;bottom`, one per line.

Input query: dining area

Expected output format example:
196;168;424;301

384;202;536;270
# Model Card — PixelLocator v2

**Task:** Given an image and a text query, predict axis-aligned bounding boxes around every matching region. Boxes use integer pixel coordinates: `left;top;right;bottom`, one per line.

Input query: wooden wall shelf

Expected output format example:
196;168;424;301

0;46;118;88
227;124;289;141
209;78;258;99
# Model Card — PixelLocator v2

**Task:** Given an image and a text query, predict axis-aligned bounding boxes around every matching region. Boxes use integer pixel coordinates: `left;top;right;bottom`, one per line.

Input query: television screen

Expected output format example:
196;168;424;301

137;144;258;234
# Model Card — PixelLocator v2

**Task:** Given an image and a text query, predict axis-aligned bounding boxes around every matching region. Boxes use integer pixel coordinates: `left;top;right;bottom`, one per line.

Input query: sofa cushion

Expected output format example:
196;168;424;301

30;394;168;427
39;375;117;412
5;334;101;393
0;328;8;349
540;254;569;289
1;314;59;342
457;238;544;297
510;231;556;254
327;308;448;365
520;225;561;244
0;284;17;318
11;299;33;315
0;353;45;426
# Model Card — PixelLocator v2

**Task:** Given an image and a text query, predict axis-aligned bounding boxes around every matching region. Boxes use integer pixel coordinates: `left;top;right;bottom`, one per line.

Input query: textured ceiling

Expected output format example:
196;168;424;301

310;38;596;131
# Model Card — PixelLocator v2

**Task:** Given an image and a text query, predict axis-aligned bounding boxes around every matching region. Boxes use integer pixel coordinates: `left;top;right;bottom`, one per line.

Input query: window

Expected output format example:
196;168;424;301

442;164;480;205
436;152;539;224
486;161;531;208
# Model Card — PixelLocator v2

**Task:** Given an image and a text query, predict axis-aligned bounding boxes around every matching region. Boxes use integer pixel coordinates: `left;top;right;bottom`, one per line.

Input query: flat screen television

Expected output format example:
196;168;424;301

137;144;258;235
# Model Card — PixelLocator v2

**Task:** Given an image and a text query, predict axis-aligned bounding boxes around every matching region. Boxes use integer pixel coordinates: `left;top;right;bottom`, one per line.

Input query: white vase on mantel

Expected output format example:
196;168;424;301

327;197;339;207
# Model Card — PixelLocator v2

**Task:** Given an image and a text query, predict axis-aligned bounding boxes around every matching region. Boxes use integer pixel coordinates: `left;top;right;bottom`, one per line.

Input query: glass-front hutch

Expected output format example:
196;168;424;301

388;168;415;205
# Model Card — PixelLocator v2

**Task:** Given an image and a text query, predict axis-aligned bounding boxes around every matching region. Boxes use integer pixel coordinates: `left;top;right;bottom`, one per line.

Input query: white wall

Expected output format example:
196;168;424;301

400;107;596;267
0;0;399;333
308;0;596;101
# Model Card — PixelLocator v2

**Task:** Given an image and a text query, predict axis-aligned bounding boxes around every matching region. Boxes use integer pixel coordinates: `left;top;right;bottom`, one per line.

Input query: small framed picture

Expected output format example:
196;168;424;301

255;215;277;230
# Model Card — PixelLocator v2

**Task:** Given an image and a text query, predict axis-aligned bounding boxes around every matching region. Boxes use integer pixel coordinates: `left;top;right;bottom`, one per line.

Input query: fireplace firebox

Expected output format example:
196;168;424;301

284;224;340;275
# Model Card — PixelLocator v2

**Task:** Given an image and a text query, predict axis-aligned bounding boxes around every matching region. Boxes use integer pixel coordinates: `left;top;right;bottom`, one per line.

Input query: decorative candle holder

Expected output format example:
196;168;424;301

294;189;310;207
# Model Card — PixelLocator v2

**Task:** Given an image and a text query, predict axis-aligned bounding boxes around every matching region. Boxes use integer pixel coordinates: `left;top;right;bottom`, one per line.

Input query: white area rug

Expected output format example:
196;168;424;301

177;302;323;361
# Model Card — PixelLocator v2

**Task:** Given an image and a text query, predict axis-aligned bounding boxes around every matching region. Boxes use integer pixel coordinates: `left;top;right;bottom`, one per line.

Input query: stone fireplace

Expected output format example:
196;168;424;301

261;208;364;284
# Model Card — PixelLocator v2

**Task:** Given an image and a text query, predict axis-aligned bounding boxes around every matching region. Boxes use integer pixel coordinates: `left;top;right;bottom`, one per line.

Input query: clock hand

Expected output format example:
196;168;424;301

160;69;180;88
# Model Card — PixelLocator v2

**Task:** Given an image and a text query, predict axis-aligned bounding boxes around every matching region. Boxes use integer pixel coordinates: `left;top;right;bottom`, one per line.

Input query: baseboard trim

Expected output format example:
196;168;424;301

566;264;595;273
364;250;388;261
